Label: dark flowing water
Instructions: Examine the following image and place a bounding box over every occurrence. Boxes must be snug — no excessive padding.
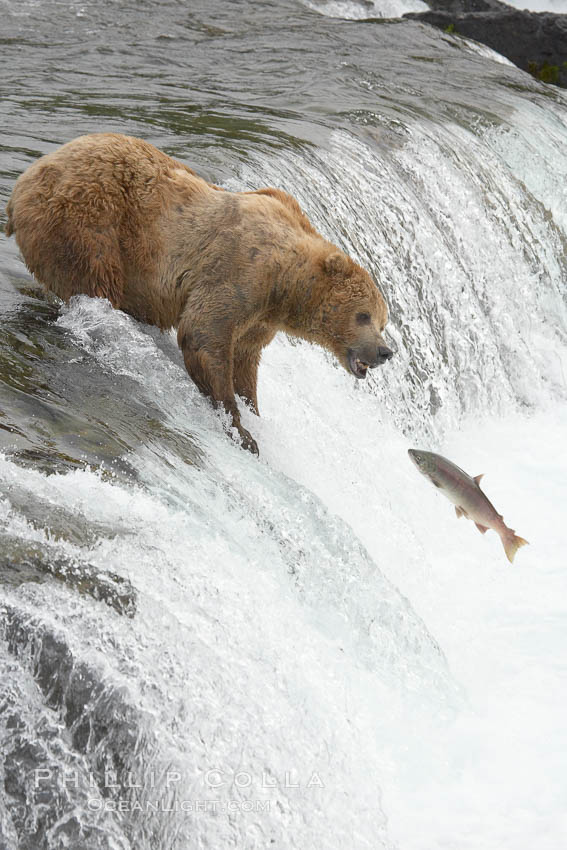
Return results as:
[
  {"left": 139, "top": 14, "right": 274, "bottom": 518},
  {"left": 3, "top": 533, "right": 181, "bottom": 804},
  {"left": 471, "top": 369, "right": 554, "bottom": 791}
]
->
[{"left": 1, "top": 1, "right": 567, "bottom": 848}]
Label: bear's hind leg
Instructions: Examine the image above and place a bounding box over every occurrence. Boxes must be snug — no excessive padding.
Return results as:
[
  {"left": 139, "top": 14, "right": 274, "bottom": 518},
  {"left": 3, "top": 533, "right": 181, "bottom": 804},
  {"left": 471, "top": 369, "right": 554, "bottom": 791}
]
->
[
  {"left": 46, "top": 225, "right": 125, "bottom": 305},
  {"left": 14, "top": 212, "right": 125, "bottom": 307}
]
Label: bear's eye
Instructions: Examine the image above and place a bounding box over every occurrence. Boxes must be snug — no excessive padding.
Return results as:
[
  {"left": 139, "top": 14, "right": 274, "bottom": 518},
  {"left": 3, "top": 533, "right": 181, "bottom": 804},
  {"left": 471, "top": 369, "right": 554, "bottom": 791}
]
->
[{"left": 356, "top": 312, "right": 371, "bottom": 325}]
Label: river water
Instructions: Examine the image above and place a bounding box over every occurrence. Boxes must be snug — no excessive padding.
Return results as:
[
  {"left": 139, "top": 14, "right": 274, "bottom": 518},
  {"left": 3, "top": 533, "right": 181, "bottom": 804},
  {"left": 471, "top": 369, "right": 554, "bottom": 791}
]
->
[{"left": 1, "top": 1, "right": 567, "bottom": 848}]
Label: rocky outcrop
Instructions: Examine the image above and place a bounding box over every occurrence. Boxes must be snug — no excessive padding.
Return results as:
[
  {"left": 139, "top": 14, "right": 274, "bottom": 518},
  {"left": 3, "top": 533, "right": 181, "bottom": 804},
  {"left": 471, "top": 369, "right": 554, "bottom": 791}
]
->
[
  {"left": 422, "top": 0, "right": 509, "bottom": 12},
  {"left": 403, "top": 2, "right": 567, "bottom": 88}
]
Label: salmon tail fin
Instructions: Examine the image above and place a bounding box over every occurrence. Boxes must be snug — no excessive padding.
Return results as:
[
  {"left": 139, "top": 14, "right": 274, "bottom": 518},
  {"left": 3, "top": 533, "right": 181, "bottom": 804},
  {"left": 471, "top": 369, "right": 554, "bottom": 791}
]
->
[{"left": 502, "top": 531, "right": 529, "bottom": 564}]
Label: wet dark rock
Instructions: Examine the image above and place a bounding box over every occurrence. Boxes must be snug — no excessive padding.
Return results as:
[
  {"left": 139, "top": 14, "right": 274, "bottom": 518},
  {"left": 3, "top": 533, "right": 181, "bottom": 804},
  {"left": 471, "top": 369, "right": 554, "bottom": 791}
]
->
[
  {"left": 7, "top": 445, "right": 138, "bottom": 480},
  {"left": 424, "top": 0, "right": 509, "bottom": 12},
  {"left": 0, "top": 604, "right": 187, "bottom": 850},
  {"left": 0, "top": 290, "right": 203, "bottom": 481},
  {"left": 404, "top": 3, "right": 567, "bottom": 88},
  {"left": 0, "top": 535, "right": 137, "bottom": 617},
  {"left": 2, "top": 486, "right": 122, "bottom": 546},
  {"left": 0, "top": 608, "right": 144, "bottom": 849}
]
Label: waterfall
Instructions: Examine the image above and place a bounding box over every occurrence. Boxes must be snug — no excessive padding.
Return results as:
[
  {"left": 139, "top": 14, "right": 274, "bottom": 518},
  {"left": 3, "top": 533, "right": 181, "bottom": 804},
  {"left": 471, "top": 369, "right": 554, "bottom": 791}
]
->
[{"left": 1, "top": 2, "right": 567, "bottom": 846}]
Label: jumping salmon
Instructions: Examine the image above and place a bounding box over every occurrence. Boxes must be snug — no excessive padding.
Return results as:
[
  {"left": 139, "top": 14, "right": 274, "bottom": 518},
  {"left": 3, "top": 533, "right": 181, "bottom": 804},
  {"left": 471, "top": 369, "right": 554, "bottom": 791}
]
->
[{"left": 408, "top": 449, "right": 528, "bottom": 563}]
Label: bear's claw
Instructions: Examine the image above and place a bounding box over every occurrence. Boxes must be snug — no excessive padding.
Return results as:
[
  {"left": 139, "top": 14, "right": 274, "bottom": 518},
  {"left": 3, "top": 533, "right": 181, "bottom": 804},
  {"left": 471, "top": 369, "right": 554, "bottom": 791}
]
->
[{"left": 237, "top": 426, "right": 259, "bottom": 456}]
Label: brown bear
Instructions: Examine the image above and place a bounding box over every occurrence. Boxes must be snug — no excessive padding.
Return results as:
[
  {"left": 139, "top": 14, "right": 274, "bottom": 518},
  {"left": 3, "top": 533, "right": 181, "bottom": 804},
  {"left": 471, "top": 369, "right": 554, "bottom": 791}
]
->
[{"left": 5, "top": 133, "right": 393, "bottom": 454}]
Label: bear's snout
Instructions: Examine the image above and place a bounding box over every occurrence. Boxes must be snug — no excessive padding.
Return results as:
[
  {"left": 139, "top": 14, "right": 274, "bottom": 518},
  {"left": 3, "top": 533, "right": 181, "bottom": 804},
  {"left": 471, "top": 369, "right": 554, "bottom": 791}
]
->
[
  {"left": 376, "top": 345, "right": 394, "bottom": 365},
  {"left": 347, "top": 341, "right": 393, "bottom": 379},
  {"left": 357, "top": 342, "right": 394, "bottom": 368}
]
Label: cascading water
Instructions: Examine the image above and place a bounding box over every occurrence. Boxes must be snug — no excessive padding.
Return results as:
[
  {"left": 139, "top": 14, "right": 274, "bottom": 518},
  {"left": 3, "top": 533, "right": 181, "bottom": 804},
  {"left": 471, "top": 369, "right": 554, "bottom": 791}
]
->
[
  {"left": 1, "top": 1, "right": 566, "bottom": 848},
  {"left": 235, "top": 121, "right": 567, "bottom": 432}
]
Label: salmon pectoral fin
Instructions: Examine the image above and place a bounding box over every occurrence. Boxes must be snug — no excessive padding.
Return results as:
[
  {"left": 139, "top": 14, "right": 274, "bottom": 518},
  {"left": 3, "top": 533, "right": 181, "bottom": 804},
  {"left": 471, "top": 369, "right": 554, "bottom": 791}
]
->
[
  {"left": 502, "top": 532, "right": 529, "bottom": 564},
  {"left": 455, "top": 506, "right": 466, "bottom": 519},
  {"left": 475, "top": 522, "right": 489, "bottom": 534}
]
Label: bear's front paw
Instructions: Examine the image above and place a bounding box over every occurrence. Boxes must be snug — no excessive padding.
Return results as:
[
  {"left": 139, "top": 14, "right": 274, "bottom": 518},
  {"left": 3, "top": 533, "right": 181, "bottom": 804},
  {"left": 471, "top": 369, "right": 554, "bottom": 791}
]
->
[{"left": 237, "top": 425, "right": 259, "bottom": 456}]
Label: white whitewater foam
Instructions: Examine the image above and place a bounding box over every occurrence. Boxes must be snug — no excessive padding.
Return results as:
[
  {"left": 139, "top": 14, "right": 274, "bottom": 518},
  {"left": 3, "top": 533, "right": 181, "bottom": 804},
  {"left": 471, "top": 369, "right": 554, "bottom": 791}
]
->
[
  {"left": 301, "top": 0, "right": 428, "bottom": 19},
  {"left": 2, "top": 303, "right": 566, "bottom": 847},
  {"left": 504, "top": 0, "right": 567, "bottom": 10},
  {"left": 381, "top": 406, "right": 567, "bottom": 850},
  {"left": 483, "top": 95, "right": 567, "bottom": 235}
]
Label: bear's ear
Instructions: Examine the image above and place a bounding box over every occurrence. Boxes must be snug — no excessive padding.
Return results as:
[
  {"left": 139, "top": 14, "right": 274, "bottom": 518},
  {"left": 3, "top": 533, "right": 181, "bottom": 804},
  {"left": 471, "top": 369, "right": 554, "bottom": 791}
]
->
[{"left": 323, "top": 252, "right": 350, "bottom": 276}]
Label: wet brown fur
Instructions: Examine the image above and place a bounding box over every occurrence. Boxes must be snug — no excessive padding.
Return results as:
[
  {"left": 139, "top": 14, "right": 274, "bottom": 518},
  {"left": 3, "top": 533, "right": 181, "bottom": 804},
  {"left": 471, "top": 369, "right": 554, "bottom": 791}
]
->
[{"left": 5, "top": 133, "right": 389, "bottom": 452}]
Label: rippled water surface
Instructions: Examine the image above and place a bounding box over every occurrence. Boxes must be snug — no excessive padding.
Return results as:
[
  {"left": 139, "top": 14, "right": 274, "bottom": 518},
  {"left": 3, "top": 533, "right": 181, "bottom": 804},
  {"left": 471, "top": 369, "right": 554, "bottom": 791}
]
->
[{"left": 1, "top": 1, "right": 567, "bottom": 848}]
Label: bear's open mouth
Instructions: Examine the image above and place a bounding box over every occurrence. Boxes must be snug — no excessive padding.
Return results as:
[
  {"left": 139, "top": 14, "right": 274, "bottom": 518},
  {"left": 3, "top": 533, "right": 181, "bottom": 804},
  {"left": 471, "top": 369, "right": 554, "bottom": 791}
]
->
[{"left": 348, "top": 351, "right": 369, "bottom": 379}]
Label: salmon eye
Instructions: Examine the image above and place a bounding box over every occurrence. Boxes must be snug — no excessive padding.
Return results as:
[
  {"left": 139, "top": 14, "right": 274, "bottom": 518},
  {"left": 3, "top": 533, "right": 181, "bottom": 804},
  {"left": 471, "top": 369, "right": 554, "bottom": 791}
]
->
[{"left": 356, "top": 312, "right": 371, "bottom": 325}]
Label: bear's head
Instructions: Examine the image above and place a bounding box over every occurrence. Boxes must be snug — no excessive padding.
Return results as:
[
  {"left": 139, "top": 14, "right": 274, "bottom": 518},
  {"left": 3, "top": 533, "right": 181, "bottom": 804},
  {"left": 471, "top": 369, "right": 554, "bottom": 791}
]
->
[{"left": 305, "top": 250, "right": 393, "bottom": 380}]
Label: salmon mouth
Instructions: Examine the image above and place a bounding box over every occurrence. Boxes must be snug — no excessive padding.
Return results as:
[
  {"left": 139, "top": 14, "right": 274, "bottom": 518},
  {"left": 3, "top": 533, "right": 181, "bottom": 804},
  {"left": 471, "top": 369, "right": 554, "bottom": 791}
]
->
[{"left": 348, "top": 351, "right": 369, "bottom": 379}]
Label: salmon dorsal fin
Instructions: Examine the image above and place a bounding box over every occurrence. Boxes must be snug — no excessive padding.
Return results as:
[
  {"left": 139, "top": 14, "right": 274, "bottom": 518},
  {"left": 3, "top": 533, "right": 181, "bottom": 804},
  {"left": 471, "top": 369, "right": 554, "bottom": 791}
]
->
[{"left": 474, "top": 474, "right": 484, "bottom": 485}]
